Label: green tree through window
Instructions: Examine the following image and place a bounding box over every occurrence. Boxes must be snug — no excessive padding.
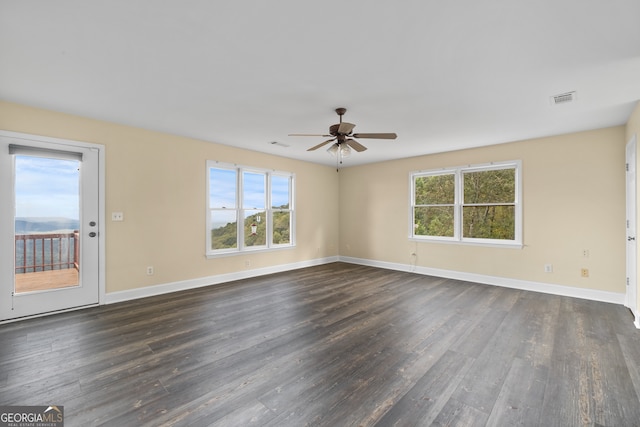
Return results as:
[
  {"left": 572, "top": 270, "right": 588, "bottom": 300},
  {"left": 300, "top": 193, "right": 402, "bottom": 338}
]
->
[
  {"left": 463, "top": 168, "right": 515, "bottom": 240},
  {"left": 411, "top": 162, "right": 520, "bottom": 244},
  {"left": 207, "top": 163, "right": 295, "bottom": 254},
  {"left": 413, "top": 174, "right": 455, "bottom": 237}
]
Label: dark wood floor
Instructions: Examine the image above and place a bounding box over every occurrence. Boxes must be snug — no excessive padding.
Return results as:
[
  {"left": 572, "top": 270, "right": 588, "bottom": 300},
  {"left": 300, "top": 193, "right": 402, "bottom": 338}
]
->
[{"left": 1, "top": 263, "right": 640, "bottom": 426}]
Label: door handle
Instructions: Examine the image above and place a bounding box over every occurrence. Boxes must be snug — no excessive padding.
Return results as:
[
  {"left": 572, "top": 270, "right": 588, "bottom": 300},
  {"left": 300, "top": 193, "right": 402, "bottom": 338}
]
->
[{"left": 89, "top": 232, "right": 97, "bottom": 238}]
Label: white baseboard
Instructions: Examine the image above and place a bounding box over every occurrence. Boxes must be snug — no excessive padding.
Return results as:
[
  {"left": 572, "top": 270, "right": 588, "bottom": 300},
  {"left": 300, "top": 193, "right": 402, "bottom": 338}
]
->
[
  {"left": 339, "top": 256, "right": 626, "bottom": 306},
  {"left": 104, "top": 256, "right": 339, "bottom": 305},
  {"left": 105, "top": 255, "right": 627, "bottom": 314}
]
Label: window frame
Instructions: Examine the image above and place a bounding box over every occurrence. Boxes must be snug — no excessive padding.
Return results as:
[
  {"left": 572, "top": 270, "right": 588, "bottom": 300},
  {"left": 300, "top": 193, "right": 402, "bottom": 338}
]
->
[
  {"left": 206, "top": 161, "right": 295, "bottom": 257},
  {"left": 410, "top": 160, "right": 522, "bottom": 247}
]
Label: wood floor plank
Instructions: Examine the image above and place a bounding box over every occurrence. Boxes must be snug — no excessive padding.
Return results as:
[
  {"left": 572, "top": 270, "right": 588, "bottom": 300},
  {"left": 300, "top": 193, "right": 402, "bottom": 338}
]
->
[
  {"left": 0, "top": 262, "right": 639, "bottom": 427},
  {"left": 538, "top": 297, "right": 640, "bottom": 426},
  {"left": 374, "top": 349, "right": 475, "bottom": 427},
  {"left": 484, "top": 357, "right": 548, "bottom": 426},
  {"left": 209, "top": 400, "right": 276, "bottom": 426},
  {"left": 617, "top": 332, "right": 640, "bottom": 410},
  {"left": 430, "top": 397, "right": 490, "bottom": 427}
]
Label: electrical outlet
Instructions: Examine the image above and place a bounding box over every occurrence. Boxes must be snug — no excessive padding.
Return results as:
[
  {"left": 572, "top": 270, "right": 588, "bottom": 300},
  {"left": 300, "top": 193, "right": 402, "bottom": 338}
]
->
[
  {"left": 146, "top": 266, "right": 154, "bottom": 275},
  {"left": 582, "top": 249, "right": 589, "bottom": 258},
  {"left": 544, "top": 264, "right": 553, "bottom": 273},
  {"left": 581, "top": 268, "right": 589, "bottom": 278},
  {"left": 112, "top": 212, "right": 124, "bottom": 221}
]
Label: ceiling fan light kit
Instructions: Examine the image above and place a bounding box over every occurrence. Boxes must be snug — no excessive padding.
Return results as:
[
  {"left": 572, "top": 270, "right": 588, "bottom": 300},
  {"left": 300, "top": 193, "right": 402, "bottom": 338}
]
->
[
  {"left": 327, "top": 142, "right": 351, "bottom": 157},
  {"left": 289, "top": 107, "right": 397, "bottom": 170}
]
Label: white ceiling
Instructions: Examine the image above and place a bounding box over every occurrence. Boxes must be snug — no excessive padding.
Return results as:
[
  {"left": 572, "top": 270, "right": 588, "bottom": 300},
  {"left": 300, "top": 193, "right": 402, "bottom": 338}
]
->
[{"left": 1, "top": 1, "right": 639, "bottom": 167}]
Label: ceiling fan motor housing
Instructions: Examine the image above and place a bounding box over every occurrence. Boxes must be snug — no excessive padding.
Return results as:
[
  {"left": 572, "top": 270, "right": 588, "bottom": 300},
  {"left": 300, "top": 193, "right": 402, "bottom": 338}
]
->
[{"left": 293, "top": 106, "right": 396, "bottom": 153}]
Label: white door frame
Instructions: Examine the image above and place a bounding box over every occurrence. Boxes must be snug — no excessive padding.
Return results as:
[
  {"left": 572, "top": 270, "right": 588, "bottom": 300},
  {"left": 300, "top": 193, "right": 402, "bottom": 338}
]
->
[
  {"left": 0, "top": 130, "right": 105, "bottom": 322},
  {"left": 626, "top": 134, "right": 638, "bottom": 327}
]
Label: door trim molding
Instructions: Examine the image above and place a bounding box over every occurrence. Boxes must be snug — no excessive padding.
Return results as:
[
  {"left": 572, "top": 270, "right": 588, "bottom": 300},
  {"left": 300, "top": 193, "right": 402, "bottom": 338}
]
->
[
  {"left": 0, "top": 129, "right": 106, "bottom": 309},
  {"left": 627, "top": 134, "right": 638, "bottom": 325}
]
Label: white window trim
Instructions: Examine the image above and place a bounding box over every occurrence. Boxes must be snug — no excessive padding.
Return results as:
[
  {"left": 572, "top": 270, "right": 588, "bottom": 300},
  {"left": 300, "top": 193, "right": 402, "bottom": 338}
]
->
[
  {"left": 206, "top": 161, "right": 295, "bottom": 258},
  {"left": 409, "top": 160, "right": 522, "bottom": 248}
]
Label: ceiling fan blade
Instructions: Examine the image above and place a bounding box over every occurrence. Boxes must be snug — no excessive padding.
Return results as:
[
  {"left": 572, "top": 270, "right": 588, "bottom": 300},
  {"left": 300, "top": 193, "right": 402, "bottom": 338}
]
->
[
  {"left": 337, "top": 122, "right": 356, "bottom": 135},
  {"left": 352, "top": 132, "right": 397, "bottom": 139},
  {"left": 289, "top": 133, "right": 332, "bottom": 137},
  {"left": 345, "top": 138, "right": 367, "bottom": 152},
  {"left": 307, "top": 139, "right": 335, "bottom": 151}
]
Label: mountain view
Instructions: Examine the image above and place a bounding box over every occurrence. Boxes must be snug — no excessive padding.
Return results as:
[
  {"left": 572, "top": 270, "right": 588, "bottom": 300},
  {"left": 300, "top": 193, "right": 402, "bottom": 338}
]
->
[
  {"left": 14, "top": 218, "right": 79, "bottom": 273},
  {"left": 15, "top": 217, "right": 79, "bottom": 234},
  {"left": 211, "top": 210, "right": 291, "bottom": 250}
]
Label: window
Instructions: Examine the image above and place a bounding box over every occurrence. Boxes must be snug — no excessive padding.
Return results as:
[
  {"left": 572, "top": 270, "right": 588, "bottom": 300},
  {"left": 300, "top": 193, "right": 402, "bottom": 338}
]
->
[
  {"left": 207, "top": 162, "right": 295, "bottom": 256},
  {"left": 411, "top": 161, "right": 521, "bottom": 246}
]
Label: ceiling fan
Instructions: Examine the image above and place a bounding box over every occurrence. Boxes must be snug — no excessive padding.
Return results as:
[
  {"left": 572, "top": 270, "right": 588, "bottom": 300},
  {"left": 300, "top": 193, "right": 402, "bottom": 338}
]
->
[{"left": 288, "top": 107, "right": 397, "bottom": 168}]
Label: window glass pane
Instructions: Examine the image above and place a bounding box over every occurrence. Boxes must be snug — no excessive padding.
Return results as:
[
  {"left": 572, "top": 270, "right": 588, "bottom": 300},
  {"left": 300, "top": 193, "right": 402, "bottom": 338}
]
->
[
  {"left": 463, "top": 205, "right": 515, "bottom": 239},
  {"left": 463, "top": 169, "right": 515, "bottom": 204},
  {"left": 415, "top": 174, "right": 455, "bottom": 204},
  {"left": 210, "top": 168, "right": 237, "bottom": 208},
  {"left": 273, "top": 211, "right": 291, "bottom": 244},
  {"left": 210, "top": 210, "right": 237, "bottom": 249},
  {"left": 244, "top": 210, "right": 266, "bottom": 247},
  {"left": 207, "top": 162, "right": 295, "bottom": 253},
  {"left": 271, "top": 175, "right": 290, "bottom": 209},
  {"left": 243, "top": 172, "right": 265, "bottom": 209},
  {"left": 414, "top": 206, "right": 454, "bottom": 237}
]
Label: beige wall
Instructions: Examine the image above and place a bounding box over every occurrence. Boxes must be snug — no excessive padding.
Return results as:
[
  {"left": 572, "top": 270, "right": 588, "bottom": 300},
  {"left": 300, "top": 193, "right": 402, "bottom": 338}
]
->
[
  {"left": 0, "top": 101, "right": 340, "bottom": 293},
  {"left": 339, "top": 126, "right": 627, "bottom": 293},
  {"left": 0, "top": 100, "right": 630, "bottom": 298}
]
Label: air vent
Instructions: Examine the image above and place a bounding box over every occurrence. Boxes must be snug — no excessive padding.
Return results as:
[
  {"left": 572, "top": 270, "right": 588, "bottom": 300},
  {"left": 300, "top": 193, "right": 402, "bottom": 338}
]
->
[
  {"left": 551, "top": 91, "right": 576, "bottom": 105},
  {"left": 269, "top": 141, "right": 290, "bottom": 148}
]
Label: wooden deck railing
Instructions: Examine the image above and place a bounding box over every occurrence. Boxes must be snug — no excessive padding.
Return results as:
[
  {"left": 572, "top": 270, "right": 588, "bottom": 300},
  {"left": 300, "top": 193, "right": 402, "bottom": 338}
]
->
[{"left": 14, "top": 231, "right": 79, "bottom": 274}]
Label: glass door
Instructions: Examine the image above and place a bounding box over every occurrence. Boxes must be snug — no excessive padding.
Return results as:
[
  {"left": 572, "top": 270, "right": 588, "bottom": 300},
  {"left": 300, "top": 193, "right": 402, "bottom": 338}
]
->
[
  {"left": 14, "top": 155, "right": 81, "bottom": 293},
  {"left": 0, "top": 135, "right": 101, "bottom": 321}
]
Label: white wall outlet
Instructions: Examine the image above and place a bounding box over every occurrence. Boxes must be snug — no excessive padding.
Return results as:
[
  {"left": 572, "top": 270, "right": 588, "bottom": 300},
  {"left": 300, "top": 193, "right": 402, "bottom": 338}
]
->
[
  {"left": 146, "top": 266, "right": 154, "bottom": 275},
  {"left": 112, "top": 212, "right": 124, "bottom": 221},
  {"left": 544, "top": 264, "right": 553, "bottom": 273},
  {"left": 582, "top": 249, "right": 589, "bottom": 258}
]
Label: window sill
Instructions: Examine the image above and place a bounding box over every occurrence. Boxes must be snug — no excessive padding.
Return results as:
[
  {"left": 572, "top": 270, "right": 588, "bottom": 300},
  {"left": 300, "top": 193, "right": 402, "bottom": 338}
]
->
[
  {"left": 205, "top": 244, "right": 296, "bottom": 259},
  {"left": 409, "top": 237, "right": 523, "bottom": 249}
]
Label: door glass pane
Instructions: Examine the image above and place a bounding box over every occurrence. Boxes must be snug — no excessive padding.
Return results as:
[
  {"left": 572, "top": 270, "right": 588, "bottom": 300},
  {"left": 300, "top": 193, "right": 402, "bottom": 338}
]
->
[{"left": 14, "top": 155, "right": 80, "bottom": 293}]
